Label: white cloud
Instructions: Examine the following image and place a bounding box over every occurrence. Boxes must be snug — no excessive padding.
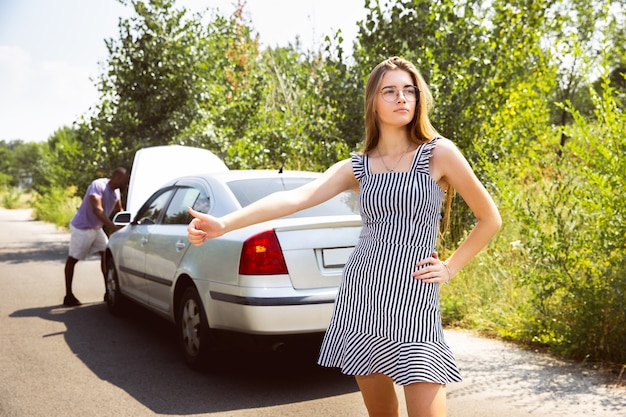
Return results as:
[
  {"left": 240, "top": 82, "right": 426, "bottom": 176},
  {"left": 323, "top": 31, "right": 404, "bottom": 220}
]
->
[
  {"left": 0, "top": 46, "right": 99, "bottom": 142},
  {"left": 0, "top": 46, "right": 33, "bottom": 97},
  {"left": 42, "top": 60, "right": 98, "bottom": 105},
  {"left": 0, "top": 0, "right": 365, "bottom": 142}
]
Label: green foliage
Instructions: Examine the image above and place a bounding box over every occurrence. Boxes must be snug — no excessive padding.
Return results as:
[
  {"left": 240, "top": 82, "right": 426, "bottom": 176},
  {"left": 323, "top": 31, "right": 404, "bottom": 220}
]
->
[
  {"left": 0, "top": 172, "right": 11, "bottom": 188},
  {"left": 0, "top": 187, "right": 32, "bottom": 209},
  {"left": 34, "top": 126, "right": 84, "bottom": 193},
  {"left": 200, "top": 10, "right": 264, "bottom": 146},
  {"left": 95, "top": 0, "right": 211, "bottom": 150},
  {"left": 354, "top": 0, "right": 549, "bottom": 145},
  {"left": 539, "top": 75, "right": 626, "bottom": 364},
  {"left": 440, "top": 231, "right": 533, "bottom": 341},
  {"left": 0, "top": 188, "right": 20, "bottom": 209},
  {"left": 222, "top": 47, "right": 353, "bottom": 171},
  {"left": 447, "top": 43, "right": 626, "bottom": 367},
  {"left": 0, "top": 140, "right": 41, "bottom": 209},
  {"left": 73, "top": 0, "right": 237, "bottom": 175},
  {"left": 512, "top": 123, "right": 626, "bottom": 365},
  {"left": 31, "top": 186, "right": 81, "bottom": 228},
  {"left": 433, "top": 0, "right": 626, "bottom": 368},
  {"left": 0, "top": 139, "right": 44, "bottom": 190}
]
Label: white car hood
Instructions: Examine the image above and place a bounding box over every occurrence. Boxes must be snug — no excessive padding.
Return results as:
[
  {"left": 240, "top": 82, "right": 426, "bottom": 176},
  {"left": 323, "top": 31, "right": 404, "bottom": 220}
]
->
[{"left": 127, "top": 145, "right": 228, "bottom": 216}]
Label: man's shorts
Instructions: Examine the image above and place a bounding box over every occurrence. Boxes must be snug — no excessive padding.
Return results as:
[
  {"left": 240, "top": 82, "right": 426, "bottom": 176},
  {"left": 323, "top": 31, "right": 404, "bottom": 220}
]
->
[{"left": 68, "top": 225, "right": 108, "bottom": 260}]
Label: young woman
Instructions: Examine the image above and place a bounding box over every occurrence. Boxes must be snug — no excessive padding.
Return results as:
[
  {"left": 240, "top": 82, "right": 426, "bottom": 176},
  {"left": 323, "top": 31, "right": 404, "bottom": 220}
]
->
[{"left": 187, "top": 56, "right": 501, "bottom": 417}]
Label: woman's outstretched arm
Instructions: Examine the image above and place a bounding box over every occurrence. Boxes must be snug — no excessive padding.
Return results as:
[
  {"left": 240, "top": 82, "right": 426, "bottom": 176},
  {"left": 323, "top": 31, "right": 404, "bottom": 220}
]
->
[{"left": 187, "top": 159, "right": 358, "bottom": 245}]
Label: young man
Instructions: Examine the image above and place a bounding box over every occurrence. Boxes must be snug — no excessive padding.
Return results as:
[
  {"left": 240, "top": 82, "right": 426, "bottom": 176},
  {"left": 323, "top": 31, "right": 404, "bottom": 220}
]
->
[{"left": 63, "top": 167, "right": 129, "bottom": 306}]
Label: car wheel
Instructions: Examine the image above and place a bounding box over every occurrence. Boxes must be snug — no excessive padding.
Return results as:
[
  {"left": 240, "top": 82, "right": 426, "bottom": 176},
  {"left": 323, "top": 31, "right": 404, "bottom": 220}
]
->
[
  {"left": 105, "top": 256, "right": 126, "bottom": 316},
  {"left": 178, "top": 286, "right": 213, "bottom": 370}
]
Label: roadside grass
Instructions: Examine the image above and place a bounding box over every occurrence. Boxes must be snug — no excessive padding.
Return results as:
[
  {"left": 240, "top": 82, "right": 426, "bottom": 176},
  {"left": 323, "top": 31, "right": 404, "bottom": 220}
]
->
[
  {"left": 440, "top": 219, "right": 533, "bottom": 343},
  {"left": 1, "top": 186, "right": 79, "bottom": 228},
  {"left": 441, "top": 165, "right": 626, "bottom": 377},
  {"left": 30, "top": 186, "right": 80, "bottom": 229},
  {"left": 0, "top": 187, "right": 34, "bottom": 209}
]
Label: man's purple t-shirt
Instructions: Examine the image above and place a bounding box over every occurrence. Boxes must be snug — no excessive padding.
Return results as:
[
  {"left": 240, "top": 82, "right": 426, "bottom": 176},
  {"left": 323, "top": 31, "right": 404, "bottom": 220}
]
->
[{"left": 70, "top": 178, "right": 120, "bottom": 230}]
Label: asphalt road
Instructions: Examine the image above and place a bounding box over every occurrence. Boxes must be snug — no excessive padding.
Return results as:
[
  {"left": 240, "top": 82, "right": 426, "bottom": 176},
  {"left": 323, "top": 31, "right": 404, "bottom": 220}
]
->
[{"left": 1, "top": 208, "right": 624, "bottom": 417}]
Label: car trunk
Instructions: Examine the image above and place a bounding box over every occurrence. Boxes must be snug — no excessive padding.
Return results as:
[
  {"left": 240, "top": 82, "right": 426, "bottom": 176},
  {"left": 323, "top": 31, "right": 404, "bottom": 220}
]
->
[{"left": 274, "top": 218, "right": 362, "bottom": 290}]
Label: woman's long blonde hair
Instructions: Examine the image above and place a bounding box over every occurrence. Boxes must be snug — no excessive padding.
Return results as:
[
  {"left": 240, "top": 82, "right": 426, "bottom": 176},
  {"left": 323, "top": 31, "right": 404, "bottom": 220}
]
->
[{"left": 361, "top": 56, "right": 439, "bottom": 154}]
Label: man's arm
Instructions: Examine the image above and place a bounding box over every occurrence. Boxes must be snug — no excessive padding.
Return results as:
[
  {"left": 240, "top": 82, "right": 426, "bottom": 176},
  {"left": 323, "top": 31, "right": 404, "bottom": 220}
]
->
[
  {"left": 112, "top": 198, "right": 124, "bottom": 215},
  {"left": 89, "top": 195, "right": 118, "bottom": 231}
]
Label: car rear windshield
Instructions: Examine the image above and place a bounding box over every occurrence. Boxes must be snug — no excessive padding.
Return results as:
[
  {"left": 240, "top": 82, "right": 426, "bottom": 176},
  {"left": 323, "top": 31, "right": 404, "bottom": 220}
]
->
[{"left": 227, "top": 177, "right": 359, "bottom": 218}]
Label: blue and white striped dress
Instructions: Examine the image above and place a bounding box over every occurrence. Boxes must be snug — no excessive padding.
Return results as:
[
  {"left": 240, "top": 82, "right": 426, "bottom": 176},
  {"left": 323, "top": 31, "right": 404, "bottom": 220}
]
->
[{"left": 317, "top": 138, "right": 462, "bottom": 385}]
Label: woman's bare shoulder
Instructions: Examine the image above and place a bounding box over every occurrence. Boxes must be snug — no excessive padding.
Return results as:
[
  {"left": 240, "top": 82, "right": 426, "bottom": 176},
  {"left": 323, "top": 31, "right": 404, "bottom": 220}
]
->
[
  {"left": 433, "top": 136, "right": 459, "bottom": 154},
  {"left": 325, "top": 158, "right": 359, "bottom": 192}
]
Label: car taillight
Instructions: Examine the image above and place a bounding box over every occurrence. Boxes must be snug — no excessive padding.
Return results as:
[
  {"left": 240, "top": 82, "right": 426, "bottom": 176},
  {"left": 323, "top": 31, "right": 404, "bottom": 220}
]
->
[{"left": 239, "top": 230, "right": 288, "bottom": 275}]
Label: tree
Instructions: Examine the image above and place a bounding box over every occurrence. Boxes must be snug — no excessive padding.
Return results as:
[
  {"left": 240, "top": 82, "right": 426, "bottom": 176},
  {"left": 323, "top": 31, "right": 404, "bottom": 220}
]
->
[
  {"left": 35, "top": 126, "right": 92, "bottom": 194},
  {"left": 0, "top": 139, "right": 44, "bottom": 190},
  {"left": 193, "top": 3, "right": 265, "bottom": 160},
  {"left": 87, "top": 0, "right": 212, "bottom": 163},
  {"left": 542, "top": 0, "right": 626, "bottom": 151}
]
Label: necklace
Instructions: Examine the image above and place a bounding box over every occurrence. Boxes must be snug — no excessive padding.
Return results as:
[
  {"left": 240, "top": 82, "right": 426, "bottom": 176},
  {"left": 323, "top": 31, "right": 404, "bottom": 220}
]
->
[{"left": 377, "top": 144, "right": 412, "bottom": 172}]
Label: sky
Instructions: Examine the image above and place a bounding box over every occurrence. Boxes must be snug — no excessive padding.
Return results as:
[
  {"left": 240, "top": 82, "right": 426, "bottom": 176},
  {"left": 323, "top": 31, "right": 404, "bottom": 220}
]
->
[{"left": 0, "top": 0, "right": 367, "bottom": 143}]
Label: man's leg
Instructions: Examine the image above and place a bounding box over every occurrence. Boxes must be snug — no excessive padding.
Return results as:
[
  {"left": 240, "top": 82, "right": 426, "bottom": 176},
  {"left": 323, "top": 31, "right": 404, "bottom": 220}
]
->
[{"left": 64, "top": 256, "right": 81, "bottom": 306}]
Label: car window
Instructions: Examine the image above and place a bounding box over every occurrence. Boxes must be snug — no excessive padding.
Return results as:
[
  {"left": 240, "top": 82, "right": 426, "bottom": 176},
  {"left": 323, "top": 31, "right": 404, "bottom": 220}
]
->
[
  {"left": 192, "top": 192, "right": 211, "bottom": 214},
  {"left": 135, "top": 189, "right": 174, "bottom": 225},
  {"left": 163, "top": 187, "right": 209, "bottom": 225},
  {"left": 227, "top": 177, "right": 359, "bottom": 218}
]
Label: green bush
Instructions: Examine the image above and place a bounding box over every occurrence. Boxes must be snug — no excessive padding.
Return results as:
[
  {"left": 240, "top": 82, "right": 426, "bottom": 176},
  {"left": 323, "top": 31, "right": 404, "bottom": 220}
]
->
[
  {"left": 31, "top": 186, "right": 81, "bottom": 228},
  {"left": 0, "top": 187, "right": 33, "bottom": 209},
  {"left": 440, "top": 218, "right": 534, "bottom": 342},
  {"left": 443, "top": 73, "right": 625, "bottom": 370},
  {"left": 521, "top": 78, "right": 626, "bottom": 366},
  {"left": 1, "top": 187, "right": 21, "bottom": 209}
]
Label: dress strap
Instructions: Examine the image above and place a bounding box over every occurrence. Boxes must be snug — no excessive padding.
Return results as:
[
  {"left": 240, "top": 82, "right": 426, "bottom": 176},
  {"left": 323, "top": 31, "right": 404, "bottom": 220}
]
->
[
  {"left": 351, "top": 152, "right": 366, "bottom": 180},
  {"left": 413, "top": 138, "right": 438, "bottom": 174}
]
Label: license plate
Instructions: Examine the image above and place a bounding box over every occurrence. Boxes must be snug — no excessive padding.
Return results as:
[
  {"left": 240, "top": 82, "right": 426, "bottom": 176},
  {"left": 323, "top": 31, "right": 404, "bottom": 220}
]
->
[{"left": 322, "top": 247, "right": 353, "bottom": 268}]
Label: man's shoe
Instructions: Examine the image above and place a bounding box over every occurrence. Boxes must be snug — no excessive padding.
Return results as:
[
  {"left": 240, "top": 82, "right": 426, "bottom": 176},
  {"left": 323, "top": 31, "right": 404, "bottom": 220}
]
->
[{"left": 63, "top": 295, "right": 81, "bottom": 306}]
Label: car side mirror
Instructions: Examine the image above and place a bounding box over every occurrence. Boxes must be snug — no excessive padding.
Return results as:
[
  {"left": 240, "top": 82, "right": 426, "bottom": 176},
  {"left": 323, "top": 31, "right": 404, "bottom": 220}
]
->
[{"left": 113, "top": 211, "right": 132, "bottom": 226}]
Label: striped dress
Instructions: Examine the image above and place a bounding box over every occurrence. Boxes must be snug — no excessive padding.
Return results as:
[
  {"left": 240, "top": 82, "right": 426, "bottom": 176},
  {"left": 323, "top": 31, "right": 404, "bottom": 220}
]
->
[{"left": 317, "top": 138, "right": 462, "bottom": 385}]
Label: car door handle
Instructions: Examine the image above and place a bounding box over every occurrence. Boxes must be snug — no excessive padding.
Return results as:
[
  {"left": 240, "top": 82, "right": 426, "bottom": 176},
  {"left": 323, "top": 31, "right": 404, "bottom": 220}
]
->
[
  {"left": 141, "top": 237, "right": 149, "bottom": 246},
  {"left": 175, "top": 240, "right": 186, "bottom": 251}
]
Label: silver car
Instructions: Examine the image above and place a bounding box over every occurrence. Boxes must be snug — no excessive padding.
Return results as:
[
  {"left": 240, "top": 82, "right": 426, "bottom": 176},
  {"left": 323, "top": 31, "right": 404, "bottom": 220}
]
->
[{"left": 105, "top": 170, "right": 361, "bottom": 369}]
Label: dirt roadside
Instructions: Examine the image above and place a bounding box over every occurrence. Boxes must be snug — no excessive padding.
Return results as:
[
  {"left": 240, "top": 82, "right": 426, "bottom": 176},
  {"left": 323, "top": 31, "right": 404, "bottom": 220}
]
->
[{"left": 445, "top": 329, "right": 625, "bottom": 416}]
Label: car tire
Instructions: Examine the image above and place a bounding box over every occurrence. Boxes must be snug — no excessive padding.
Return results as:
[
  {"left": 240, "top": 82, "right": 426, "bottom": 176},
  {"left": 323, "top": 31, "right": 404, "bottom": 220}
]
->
[
  {"left": 178, "top": 286, "right": 213, "bottom": 371},
  {"left": 105, "top": 256, "right": 126, "bottom": 316}
]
